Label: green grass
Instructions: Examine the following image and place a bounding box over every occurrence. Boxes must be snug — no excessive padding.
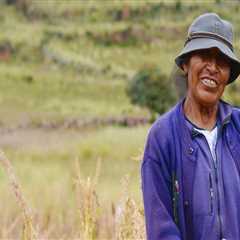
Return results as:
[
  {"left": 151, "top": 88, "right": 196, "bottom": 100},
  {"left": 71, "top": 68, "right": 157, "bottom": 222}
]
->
[
  {"left": 0, "top": 125, "right": 149, "bottom": 238},
  {"left": 0, "top": 125, "right": 149, "bottom": 207},
  {"left": 0, "top": 61, "right": 148, "bottom": 125}
]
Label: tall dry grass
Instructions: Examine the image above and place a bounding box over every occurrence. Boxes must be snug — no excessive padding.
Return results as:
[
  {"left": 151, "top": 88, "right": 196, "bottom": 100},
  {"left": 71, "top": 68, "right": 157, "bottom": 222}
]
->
[
  {"left": 0, "top": 150, "right": 146, "bottom": 239},
  {"left": 0, "top": 150, "right": 39, "bottom": 240},
  {"left": 75, "top": 157, "right": 101, "bottom": 239},
  {"left": 115, "top": 175, "right": 145, "bottom": 240}
]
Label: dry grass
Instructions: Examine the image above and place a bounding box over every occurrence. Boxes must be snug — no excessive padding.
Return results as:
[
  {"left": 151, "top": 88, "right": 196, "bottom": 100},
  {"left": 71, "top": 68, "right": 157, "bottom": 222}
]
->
[
  {"left": 0, "top": 150, "right": 145, "bottom": 239},
  {"left": 115, "top": 175, "right": 145, "bottom": 240},
  {"left": 0, "top": 150, "right": 39, "bottom": 240},
  {"left": 75, "top": 157, "right": 101, "bottom": 239}
]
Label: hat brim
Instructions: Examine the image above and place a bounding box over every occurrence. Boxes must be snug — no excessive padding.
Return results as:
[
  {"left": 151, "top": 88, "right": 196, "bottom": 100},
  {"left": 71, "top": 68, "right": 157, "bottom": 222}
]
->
[{"left": 175, "top": 38, "right": 240, "bottom": 83}]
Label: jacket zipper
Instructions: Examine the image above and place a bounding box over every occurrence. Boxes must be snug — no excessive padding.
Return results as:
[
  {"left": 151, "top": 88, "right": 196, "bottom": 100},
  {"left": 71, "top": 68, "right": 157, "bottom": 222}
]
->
[
  {"left": 213, "top": 142, "right": 224, "bottom": 239},
  {"left": 202, "top": 136, "right": 223, "bottom": 238},
  {"left": 172, "top": 172, "right": 179, "bottom": 225},
  {"left": 209, "top": 173, "right": 213, "bottom": 214}
]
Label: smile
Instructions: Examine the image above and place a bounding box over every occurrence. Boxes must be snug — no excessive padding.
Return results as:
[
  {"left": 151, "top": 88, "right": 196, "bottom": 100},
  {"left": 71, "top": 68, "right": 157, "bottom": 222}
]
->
[{"left": 201, "top": 78, "right": 217, "bottom": 88}]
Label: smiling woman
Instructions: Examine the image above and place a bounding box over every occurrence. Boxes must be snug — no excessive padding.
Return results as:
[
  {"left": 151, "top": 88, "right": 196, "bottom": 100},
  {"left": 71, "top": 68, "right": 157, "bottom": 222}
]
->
[{"left": 141, "top": 13, "right": 240, "bottom": 240}]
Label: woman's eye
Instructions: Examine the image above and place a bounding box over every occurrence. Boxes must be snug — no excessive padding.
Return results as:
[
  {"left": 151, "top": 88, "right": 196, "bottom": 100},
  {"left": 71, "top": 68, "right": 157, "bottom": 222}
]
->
[
  {"left": 216, "top": 55, "right": 230, "bottom": 67},
  {"left": 217, "top": 59, "right": 230, "bottom": 68}
]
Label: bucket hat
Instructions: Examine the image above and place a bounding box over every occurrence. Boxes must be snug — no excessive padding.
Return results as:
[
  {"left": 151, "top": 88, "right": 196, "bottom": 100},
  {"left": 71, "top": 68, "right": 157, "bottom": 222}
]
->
[{"left": 175, "top": 13, "right": 240, "bottom": 83}]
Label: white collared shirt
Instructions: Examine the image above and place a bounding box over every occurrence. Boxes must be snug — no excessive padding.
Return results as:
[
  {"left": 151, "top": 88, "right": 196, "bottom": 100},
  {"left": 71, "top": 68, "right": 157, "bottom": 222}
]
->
[{"left": 194, "top": 126, "right": 218, "bottom": 161}]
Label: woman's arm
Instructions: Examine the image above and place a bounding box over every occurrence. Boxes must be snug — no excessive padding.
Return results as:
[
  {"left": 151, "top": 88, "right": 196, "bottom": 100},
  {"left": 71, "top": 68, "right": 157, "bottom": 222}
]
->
[{"left": 141, "top": 126, "right": 181, "bottom": 240}]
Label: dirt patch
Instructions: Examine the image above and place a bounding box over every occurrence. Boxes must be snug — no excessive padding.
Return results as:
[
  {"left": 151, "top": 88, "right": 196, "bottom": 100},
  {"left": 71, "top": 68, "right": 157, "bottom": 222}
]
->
[
  {"left": 0, "top": 116, "right": 149, "bottom": 150},
  {"left": 0, "top": 128, "right": 84, "bottom": 151}
]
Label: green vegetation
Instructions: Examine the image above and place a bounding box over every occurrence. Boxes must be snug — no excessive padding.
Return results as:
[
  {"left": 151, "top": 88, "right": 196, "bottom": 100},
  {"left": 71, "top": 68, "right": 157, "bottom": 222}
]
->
[
  {"left": 0, "top": 0, "right": 240, "bottom": 238},
  {"left": 127, "top": 65, "right": 177, "bottom": 120}
]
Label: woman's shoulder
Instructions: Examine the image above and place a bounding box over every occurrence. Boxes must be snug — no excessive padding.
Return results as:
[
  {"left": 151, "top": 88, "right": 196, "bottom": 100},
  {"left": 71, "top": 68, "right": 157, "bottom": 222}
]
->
[
  {"left": 232, "top": 105, "right": 240, "bottom": 126},
  {"left": 148, "top": 102, "right": 180, "bottom": 141}
]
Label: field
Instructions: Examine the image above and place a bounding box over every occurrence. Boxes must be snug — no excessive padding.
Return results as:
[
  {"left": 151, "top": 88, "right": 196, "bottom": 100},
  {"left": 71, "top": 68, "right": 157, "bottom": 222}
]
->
[{"left": 0, "top": 0, "right": 240, "bottom": 239}]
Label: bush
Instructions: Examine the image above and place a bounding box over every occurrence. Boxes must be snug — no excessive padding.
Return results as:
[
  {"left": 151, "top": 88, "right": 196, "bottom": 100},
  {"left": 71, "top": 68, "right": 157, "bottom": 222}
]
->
[{"left": 126, "top": 66, "right": 177, "bottom": 120}]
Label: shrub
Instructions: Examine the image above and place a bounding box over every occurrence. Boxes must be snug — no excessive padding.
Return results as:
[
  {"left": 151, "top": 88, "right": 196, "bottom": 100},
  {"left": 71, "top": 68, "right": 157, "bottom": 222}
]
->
[{"left": 127, "top": 65, "right": 177, "bottom": 120}]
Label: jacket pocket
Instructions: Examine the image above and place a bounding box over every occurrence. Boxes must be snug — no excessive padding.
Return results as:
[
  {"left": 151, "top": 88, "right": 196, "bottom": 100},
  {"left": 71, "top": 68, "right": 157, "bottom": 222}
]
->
[{"left": 192, "top": 171, "right": 213, "bottom": 216}]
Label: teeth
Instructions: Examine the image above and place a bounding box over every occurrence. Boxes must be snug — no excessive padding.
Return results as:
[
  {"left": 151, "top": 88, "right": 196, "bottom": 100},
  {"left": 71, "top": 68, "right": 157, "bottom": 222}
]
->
[{"left": 202, "top": 78, "right": 217, "bottom": 88}]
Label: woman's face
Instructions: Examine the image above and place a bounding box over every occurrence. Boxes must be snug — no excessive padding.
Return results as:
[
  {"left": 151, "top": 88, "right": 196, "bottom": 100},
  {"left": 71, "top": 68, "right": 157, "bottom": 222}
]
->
[{"left": 183, "top": 47, "right": 231, "bottom": 107}]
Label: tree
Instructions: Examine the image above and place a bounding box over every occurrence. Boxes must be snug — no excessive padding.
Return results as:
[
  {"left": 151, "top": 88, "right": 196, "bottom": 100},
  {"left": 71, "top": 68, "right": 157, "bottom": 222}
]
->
[{"left": 126, "top": 65, "right": 177, "bottom": 121}]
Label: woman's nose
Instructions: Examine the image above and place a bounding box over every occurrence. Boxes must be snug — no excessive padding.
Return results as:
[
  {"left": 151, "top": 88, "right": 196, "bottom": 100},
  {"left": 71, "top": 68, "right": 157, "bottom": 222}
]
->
[{"left": 206, "top": 57, "right": 218, "bottom": 73}]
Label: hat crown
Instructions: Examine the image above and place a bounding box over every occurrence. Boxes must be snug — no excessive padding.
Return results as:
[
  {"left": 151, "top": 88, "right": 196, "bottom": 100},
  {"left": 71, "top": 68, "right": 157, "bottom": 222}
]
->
[{"left": 188, "top": 13, "right": 233, "bottom": 44}]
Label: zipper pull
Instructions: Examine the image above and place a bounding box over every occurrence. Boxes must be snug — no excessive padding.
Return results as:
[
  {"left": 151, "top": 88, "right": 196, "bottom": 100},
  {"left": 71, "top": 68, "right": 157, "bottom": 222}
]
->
[
  {"left": 175, "top": 180, "right": 179, "bottom": 194},
  {"left": 209, "top": 173, "right": 214, "bottom": 214}
]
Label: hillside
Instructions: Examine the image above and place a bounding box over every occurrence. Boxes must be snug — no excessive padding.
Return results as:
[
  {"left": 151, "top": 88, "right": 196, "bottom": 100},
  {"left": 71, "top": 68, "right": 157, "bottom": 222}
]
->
[{"left": 0, "top": 0, "right": 240, "bottom": 125}]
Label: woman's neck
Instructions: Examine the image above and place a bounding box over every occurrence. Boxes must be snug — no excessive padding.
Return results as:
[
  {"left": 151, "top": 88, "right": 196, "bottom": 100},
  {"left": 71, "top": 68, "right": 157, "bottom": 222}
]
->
[{"left": 183, "top": 96, "right": 218, "bottom": 130}]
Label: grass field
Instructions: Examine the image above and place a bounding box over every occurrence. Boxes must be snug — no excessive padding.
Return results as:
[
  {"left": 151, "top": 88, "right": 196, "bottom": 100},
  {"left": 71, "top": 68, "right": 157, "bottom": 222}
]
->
[
  {"left": 0, "top": 125, "right": 149, "bottom": 238},
  {"left": 1, "top": 0, "right": 240, "bottom": 239}
]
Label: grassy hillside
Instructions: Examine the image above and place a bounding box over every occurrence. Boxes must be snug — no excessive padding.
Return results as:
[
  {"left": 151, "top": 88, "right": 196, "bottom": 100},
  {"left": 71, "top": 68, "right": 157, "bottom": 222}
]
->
[{"left": 1, "top": 0, "right": 240, "bottom": 124}]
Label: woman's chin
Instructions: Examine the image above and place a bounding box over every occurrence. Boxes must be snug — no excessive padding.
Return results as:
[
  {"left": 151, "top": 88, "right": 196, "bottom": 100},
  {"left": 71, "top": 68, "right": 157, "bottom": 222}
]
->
[
  {"left": 200, "top": 97, "right": 219, "bottom": 107},
  {"left": 195, "top": 91, "right": 220, "bottom": 107}
]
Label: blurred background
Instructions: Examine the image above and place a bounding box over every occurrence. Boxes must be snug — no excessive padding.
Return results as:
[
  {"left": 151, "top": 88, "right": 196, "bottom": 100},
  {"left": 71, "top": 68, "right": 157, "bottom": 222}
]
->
[{"left": 0, "top": 0, "right": 240, "bottom": 239}]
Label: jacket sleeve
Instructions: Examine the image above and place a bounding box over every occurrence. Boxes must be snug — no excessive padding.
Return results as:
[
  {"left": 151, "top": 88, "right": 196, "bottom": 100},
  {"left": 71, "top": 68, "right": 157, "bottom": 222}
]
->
[{"left": 141, "top": 125, "right": 181, "bottom": 240}]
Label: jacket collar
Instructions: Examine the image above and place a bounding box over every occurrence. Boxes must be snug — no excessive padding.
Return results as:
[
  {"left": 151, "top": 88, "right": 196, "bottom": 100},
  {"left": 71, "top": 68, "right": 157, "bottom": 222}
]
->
[
  {"left": 175, "top": 98, "right": 233, "bottom": 140},
  {"left": 218, "top": 99, "right": 232, "bottom": 126}
]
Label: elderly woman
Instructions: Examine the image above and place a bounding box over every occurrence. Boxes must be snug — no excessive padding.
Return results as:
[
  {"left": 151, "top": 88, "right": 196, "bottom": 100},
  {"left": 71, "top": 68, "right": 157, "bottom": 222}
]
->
[{"left": 141, "top": 13, "right": 240, "bottom": 240}]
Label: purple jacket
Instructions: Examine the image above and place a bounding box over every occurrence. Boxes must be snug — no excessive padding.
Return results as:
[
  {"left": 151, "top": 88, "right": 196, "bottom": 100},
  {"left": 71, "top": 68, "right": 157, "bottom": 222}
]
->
[{"left": 141, "top": 99, "right": 240, "bottom": 240}]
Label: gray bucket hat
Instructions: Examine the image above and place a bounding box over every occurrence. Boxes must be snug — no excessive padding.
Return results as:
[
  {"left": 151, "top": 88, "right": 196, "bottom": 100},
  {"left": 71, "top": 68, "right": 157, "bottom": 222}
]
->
[{"left": 175, "top": 13, "right": 240, "bottom": 83}]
